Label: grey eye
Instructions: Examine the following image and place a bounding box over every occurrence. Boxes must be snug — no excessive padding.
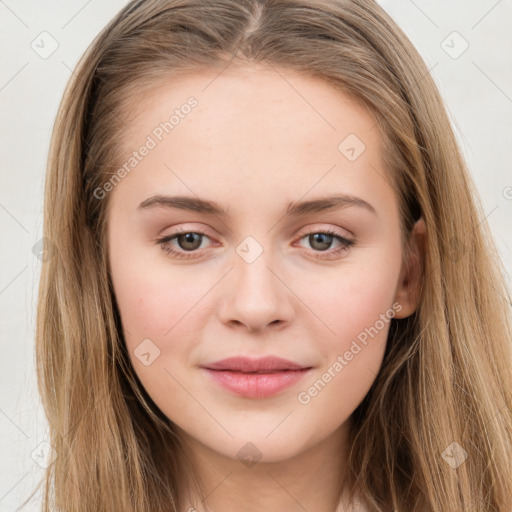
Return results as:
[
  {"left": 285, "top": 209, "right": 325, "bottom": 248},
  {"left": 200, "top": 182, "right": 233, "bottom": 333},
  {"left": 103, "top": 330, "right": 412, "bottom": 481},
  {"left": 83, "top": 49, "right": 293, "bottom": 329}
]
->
[
  {"left": 307, "top": 233, "right": 335, "bottom": 251},
  {"left": 175, "top": 232, "right": 204, "bottom": 251}
]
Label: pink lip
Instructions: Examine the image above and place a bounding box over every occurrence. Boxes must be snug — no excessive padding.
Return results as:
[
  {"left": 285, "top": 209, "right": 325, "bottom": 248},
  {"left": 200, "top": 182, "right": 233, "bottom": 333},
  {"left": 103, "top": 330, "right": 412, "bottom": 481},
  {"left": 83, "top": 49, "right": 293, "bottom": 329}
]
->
[{"left": 200, "top": 356, "right": 312, "bottom": 399}]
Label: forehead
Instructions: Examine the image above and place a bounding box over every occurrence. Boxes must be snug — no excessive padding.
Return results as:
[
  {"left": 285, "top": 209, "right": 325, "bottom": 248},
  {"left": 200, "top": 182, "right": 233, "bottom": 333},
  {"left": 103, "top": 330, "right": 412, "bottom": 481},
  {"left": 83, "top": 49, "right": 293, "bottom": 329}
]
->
[
  {"left": 120, "top": 63, "right": 381, "bottom": 157},
  {"left": 110, "top": 64, "right": 395, "bottom": 219}
]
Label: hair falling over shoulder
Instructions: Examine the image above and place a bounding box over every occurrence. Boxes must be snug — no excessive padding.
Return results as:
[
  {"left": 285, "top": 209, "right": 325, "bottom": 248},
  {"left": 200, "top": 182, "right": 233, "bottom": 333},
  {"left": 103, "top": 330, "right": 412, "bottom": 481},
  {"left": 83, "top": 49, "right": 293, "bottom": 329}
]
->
[{"left": 31, "top": 1, "right": 512, "bottom": 511}]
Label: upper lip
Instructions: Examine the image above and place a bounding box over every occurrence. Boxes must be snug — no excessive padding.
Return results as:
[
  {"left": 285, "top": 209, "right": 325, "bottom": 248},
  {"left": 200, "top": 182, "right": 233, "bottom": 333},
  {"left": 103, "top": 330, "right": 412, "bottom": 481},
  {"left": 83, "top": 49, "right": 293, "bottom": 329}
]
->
[{"left": 201, "top": 356, "right": 311, "bottom": 372}]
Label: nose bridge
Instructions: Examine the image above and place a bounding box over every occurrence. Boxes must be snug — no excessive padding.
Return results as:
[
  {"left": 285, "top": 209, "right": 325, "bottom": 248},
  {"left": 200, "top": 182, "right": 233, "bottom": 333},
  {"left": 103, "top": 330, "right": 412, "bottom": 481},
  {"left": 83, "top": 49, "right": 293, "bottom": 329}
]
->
[{"left": 218, "top": 235, "right": 294, "bottom": 331}]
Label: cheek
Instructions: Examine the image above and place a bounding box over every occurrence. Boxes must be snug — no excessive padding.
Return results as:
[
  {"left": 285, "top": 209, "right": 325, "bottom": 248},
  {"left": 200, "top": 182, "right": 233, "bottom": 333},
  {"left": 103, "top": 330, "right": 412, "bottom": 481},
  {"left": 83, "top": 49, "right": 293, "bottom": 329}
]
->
[
  {"left": 109, "top": 236, "right": 206, "bottom": 339},
  {"left": 109, "top": 249, "right": 209, "bottom": 410},
  {"left": 291, "top": 254, "right": 401, "bottom": 412},
  {"left": 298, "top": 252, "right": 401, "bottom": 349}
]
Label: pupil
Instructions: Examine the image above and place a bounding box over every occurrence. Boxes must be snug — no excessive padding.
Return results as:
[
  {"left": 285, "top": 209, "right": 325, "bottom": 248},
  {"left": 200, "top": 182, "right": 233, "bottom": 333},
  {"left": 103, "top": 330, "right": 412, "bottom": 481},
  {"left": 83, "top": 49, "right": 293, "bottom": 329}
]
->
[
  {"left": 310, "top": 233, "right": 332, "bottom": 251},
  {"left": 179, "top": 233, "right": 201, "bottom": 251}
]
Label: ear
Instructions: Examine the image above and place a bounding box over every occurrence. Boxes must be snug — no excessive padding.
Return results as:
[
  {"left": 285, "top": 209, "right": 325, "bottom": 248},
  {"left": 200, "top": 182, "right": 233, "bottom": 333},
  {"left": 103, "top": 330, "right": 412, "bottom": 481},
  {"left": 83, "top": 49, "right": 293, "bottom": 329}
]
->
[{"left": 393, "top": 217, "right": 426, "bottom": 319}]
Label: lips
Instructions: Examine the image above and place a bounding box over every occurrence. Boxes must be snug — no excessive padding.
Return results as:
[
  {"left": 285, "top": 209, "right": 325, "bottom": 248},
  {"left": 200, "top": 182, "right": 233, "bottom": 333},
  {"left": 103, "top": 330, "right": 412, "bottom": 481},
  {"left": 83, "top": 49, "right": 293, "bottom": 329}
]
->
[
  {"left": 200, "top": 356, "right": 313, "bottom": 399},
  {"left": 201, "top": 356, "right": 310, "bottom": 372}
]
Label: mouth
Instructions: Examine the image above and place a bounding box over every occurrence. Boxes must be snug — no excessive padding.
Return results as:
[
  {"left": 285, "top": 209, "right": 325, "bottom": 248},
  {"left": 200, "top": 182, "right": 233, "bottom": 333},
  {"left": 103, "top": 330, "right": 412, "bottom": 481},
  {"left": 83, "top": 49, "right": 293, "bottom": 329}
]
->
[
  {"left": 200, "top": 356, "right": 313, "bottom": 399},
  {"left": 214, "top": 369, "right": 302, "bottom": 374},
  {"left": 201, "top": 355, "right": 311, "bottom": 372}
]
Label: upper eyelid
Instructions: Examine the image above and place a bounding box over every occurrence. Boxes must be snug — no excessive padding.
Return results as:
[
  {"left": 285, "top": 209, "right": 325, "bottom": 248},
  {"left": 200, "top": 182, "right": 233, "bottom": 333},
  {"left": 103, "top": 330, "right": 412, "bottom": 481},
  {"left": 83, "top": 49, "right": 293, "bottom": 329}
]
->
[
  {"left": 160, "top": 222, "right": 353, "bottom": 239},
  {"left": 295, "top": 224, "right": 353, "bottom": 239},
  {"left": 158, "top": 226, "right": 353, "bottom": 246},
  {"left": 160, "top": 228, "right": 354, "bottom": 239}
]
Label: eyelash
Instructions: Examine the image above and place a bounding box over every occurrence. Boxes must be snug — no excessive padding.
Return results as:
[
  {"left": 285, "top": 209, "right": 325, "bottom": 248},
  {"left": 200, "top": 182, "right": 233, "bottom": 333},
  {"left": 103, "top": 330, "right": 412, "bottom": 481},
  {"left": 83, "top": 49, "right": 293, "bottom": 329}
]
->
[{"left": 155, "top": 227, "right": 355, "bottom": 260}]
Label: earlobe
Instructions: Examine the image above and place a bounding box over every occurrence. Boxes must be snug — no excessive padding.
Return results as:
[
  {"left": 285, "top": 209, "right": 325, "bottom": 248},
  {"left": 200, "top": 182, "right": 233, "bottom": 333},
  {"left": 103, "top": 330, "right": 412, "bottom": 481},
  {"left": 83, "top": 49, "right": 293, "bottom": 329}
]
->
[{"left": 393, "top": 217, "right": 427, "bottom": 319}]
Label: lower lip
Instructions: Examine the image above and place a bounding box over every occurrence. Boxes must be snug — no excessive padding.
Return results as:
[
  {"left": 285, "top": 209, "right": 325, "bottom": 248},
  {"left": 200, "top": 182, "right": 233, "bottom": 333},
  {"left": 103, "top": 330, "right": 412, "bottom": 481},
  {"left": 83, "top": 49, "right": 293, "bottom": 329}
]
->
[{"left": 202, "top": 368, "right": 311, "bottom": 399}]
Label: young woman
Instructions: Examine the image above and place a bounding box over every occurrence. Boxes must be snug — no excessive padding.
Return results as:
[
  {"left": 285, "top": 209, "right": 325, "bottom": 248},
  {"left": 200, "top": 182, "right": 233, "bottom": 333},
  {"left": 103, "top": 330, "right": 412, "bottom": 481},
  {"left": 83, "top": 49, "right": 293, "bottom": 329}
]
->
[{"left": 33, "top": 0, "right": 512, "bottom": 511}]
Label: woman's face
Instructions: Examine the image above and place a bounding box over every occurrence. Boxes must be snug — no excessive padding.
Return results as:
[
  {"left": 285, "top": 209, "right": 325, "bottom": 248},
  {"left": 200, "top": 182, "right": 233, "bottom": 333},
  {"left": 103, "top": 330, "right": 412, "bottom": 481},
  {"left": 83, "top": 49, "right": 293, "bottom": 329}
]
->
[{"left": 107, "top": 64, "right": 421, "bottom": 464}]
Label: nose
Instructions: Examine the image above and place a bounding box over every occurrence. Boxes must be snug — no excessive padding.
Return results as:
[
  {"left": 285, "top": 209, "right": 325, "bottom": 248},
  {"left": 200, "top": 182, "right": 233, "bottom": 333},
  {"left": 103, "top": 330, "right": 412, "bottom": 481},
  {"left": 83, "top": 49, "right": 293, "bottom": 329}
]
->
[{"left": 217, "top": 250, "right": 295, "bottom": 332}]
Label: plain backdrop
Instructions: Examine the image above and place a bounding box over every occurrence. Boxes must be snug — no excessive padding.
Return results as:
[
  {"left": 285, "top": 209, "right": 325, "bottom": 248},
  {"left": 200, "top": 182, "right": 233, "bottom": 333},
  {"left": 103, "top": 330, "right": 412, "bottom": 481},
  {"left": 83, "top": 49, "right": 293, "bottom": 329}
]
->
[{"left": 1, "top": 1, "right": 511, "bottom": 510}]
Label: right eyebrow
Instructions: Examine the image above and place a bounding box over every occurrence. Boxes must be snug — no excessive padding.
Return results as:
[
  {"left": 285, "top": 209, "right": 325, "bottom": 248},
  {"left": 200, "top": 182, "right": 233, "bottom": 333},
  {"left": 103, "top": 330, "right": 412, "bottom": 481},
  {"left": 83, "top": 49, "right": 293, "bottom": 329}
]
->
[{"left": 138, "top": 195, "right": 229, "bottom": 216}]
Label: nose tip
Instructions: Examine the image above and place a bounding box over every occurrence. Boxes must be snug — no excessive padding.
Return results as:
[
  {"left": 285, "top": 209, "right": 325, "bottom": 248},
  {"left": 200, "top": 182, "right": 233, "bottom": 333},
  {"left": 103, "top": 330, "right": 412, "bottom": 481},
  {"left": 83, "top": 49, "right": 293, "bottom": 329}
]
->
[{"left": 217, "top": 255, "right": 294, "bottom": 332}]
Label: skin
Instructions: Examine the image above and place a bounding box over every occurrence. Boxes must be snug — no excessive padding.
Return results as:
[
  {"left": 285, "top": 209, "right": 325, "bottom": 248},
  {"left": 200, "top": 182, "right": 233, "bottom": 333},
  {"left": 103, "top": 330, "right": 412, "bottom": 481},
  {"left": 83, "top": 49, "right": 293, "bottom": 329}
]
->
[{"left": 107, "top": 63, "right": 425, "bottom": 512}]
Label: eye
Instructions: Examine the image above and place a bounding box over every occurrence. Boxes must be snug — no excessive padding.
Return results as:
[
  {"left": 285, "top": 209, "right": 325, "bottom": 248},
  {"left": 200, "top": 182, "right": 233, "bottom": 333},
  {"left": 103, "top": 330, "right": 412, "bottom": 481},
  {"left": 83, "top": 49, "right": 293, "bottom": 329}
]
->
[
  {"left": 155, "top": 227, "right": 355, "bottom": 260},
  {"left": 156, "top": 228, "right": 213, "bottom": 260},
  {"left": 295, "top": 229, "right": 355, "bottom": 259}
]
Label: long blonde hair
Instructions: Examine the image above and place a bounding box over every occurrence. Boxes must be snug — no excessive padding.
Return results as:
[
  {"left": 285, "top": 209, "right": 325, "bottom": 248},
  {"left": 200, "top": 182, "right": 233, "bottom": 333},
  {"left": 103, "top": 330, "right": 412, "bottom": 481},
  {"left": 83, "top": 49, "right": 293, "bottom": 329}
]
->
[{"left": 31, "top": 0, "right": 512, "bottom": 510}]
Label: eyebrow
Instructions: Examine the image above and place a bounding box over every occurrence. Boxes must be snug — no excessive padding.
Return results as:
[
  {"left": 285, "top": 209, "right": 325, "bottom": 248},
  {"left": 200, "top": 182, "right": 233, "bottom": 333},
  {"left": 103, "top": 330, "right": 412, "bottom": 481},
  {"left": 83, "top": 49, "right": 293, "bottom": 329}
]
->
[{"left": 138, "top": 194, "right": 377, "bottom": 217}]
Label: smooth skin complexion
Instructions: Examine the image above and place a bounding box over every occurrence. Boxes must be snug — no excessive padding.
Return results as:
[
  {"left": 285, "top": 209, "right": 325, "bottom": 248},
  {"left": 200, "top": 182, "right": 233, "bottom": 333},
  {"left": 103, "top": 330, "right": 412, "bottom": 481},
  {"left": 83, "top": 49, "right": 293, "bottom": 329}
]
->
[{"left": 107, "top": 64, "right": 425, "bottom": 512}]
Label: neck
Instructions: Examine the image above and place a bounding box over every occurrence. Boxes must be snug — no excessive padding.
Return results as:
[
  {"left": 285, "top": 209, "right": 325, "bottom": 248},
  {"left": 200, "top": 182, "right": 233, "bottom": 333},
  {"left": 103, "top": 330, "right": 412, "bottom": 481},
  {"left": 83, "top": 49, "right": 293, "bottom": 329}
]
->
[{"left": 176, "top": 419, "right": 357, "bottom": 512}]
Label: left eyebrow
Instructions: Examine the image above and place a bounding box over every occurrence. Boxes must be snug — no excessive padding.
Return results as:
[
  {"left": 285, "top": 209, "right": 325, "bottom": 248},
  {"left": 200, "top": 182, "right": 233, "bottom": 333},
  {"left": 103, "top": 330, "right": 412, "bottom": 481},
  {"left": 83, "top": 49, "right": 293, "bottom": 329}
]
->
[{"left": 284, "top": 194, "right": 377, "bottom": 217}]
